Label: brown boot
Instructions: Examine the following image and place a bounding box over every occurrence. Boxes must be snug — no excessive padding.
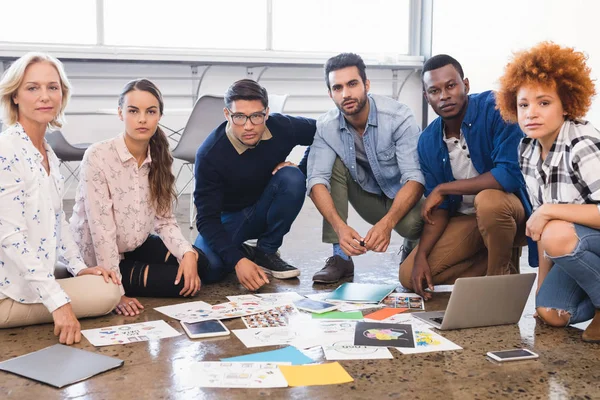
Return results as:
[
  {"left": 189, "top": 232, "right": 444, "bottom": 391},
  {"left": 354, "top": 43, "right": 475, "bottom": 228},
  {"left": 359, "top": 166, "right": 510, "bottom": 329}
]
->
[
  {"left": 582, "top": 309, "right": 600, "bottom": 343},
  {"left": 312, "top": 256, "right": 354, "bottom": 283}
]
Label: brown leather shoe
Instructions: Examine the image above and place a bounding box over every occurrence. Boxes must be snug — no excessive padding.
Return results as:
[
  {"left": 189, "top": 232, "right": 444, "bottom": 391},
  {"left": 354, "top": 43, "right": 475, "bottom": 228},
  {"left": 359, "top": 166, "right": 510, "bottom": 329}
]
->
[
  {"left": 312, "top": 256, "right": 354, "bottom": 283},
  {"left": 582, "top": 309, "right": 600, "bottom": 343}
]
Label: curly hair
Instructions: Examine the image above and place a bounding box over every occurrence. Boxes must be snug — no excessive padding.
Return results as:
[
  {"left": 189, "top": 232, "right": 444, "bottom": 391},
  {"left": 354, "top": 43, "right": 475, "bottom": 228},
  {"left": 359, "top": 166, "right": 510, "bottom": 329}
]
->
[{"left": 496, "top": 42, "right": 596, "bottom": 123}]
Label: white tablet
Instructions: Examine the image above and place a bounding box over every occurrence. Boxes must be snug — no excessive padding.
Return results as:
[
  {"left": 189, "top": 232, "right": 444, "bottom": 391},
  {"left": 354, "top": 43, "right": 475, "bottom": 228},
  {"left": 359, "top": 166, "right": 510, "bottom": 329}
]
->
[
  {"left": 181, "top": 319, "right": 230, "bottom": 339},
  {"left": 294, "top": 298, "right": 338, "bottom": 314}
]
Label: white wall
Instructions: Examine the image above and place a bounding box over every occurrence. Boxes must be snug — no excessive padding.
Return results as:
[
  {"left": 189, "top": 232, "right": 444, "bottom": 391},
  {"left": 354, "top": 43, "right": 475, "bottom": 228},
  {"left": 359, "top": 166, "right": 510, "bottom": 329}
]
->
[{"left": 431, "top": 0, "right": 600, "bottom": 125}]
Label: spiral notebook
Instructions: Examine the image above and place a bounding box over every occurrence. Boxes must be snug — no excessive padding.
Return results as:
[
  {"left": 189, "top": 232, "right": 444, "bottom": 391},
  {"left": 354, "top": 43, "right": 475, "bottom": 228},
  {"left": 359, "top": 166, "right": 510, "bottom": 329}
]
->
[{"left": 326, "top": 283, "right": 397, "bottom": 303}]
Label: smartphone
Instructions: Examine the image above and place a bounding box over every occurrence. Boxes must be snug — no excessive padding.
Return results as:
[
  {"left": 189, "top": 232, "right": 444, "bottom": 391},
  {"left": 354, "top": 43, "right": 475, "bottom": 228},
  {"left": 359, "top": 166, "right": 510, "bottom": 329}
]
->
[
  {"left": 486, "top": 349, "right": 539, "bottom": 362},
  {"left": 181, "top": 319, "right": 230, "bottom": 339},
  {"left": 294, "top": 298, "right": 338, "bottom": 314}
]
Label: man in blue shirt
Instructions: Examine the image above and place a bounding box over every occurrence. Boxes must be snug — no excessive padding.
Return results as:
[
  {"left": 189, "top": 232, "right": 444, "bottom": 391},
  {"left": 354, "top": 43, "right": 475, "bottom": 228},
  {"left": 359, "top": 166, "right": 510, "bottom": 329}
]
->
[
  {"left": 193, "top": 79, "right": 316, "bottom": 291},
  {"left": 308, "top": 53, "right": 425, "bottom": 283},
  {"left": 399, "top": 55, "right": 535, "bottom": 300}
]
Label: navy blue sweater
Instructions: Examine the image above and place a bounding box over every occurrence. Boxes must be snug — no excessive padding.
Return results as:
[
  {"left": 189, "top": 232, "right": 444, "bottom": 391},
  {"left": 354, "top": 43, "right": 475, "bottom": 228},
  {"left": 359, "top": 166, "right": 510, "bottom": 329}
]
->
[{"left": 194, "top": 113, "right": 316, "bottom": 268}]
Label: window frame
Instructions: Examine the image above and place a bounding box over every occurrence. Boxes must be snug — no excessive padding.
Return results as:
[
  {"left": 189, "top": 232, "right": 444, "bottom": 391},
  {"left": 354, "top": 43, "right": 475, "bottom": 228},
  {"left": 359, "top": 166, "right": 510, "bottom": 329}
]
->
[{"left": 0, "top": 0, "right": 427, "bottom": 68}]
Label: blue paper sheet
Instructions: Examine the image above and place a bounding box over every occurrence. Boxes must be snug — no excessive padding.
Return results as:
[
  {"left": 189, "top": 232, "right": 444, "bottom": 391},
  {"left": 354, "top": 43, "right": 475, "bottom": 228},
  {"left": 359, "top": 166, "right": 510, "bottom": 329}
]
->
[{"left": 221, "top": 346, "right": 314, "bottom": 365}]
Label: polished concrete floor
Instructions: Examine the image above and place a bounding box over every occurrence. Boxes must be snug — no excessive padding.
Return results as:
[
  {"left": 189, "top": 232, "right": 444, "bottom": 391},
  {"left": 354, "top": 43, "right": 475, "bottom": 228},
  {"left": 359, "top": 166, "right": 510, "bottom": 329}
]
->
[{"left": 1, "top": 196, "right": 598, "bottom": 399}]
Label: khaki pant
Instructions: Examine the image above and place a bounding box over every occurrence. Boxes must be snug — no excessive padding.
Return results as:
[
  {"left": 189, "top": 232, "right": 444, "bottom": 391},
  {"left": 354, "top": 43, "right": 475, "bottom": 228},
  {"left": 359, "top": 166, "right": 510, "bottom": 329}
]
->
[
  {"left": 399, "top": 189, "right": 527, "bottom": 289},
  {"left": 322, "top": 157, "right": 424, "bottom": 243},
  {"left": 0, "top": 275, "right": 121, "bottom": 329}
]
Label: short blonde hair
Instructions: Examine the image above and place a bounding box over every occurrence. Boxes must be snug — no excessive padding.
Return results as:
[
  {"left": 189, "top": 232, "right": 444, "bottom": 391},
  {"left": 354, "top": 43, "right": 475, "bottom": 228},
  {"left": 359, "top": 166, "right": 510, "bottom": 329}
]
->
[{"left": 0, "top": 52, "right": 72, "bottom": 129}]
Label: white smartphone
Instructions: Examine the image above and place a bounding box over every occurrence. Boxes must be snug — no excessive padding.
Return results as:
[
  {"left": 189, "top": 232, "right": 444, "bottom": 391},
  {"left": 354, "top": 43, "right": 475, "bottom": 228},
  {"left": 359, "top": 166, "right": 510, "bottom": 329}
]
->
[
  {"left": 294, "top": 298, "right": 338, "bottom": 314},
  {"left": 181, "top": 319, "right": 230, "bottom": 339},
  {"left": 486, "top": 349, "right": 539, "bottom": 362}
]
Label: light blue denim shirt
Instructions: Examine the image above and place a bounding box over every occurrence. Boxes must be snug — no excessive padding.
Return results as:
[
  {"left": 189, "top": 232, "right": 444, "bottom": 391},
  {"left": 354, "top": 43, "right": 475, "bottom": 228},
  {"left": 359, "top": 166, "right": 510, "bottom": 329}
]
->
[{"left": 307, "top": 94, "right": 424, "bottom": 198}]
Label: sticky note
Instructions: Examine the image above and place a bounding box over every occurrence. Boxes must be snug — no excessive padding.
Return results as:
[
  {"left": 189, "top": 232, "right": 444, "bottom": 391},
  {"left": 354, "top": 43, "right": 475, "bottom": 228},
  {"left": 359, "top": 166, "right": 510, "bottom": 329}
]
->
[
  {"left": 221, "top": 346, "right": 313, "bottom": 365},
  {"left": 364, "top": 307, "right": 408, "bottom": 321},
  {"left": 311, "top": 311, "right": 363, "bottom": 320},
  {"left": 278, "top": 362, "right": 354, "bottom": 386}
]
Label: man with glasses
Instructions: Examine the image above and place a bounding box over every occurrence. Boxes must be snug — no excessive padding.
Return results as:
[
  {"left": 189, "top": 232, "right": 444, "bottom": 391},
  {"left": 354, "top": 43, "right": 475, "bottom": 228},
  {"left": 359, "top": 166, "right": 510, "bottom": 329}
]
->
[
  {"left": 308, "top": 53, "right": 425, "bottom": 283},
  {"left": 193, "top": 79, "right": 316, "bottom": 291}
]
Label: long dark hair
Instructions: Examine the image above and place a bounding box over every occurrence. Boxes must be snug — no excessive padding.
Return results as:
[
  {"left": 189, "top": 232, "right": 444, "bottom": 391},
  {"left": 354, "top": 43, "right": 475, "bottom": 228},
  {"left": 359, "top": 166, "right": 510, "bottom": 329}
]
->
[{"left": 118, "top": 78, "right": 176, "bottom": 216}]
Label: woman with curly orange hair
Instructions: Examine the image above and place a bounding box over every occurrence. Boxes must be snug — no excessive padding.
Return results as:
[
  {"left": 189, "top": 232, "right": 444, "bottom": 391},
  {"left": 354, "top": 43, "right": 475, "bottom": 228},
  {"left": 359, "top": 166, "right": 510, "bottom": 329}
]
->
[{"left": 497, "top": 41, "right": 600, "bottom": 342}]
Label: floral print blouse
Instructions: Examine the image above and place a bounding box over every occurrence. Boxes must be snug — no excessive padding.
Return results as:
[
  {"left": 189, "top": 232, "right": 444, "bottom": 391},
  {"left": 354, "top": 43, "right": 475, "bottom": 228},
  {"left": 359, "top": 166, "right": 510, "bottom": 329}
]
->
[
  {"left": 0, "top": 124, "right": 87, "bottom": 312},
  {"left": 69, "top": 134, "right": 193, "bottom": 295}
]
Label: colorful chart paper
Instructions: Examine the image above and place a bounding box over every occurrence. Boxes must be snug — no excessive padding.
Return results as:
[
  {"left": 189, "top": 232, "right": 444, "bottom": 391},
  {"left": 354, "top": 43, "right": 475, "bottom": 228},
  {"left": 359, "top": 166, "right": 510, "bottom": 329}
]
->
[
  {"left": 323, "top": 340, "right": 393, "bottom": 360},
  {"left": 381, "top": 293, "right": 425, "bottom": 310},
  {"left": 242, "top": 304, "right": 299, "bottom": 328},
  {"left": 354, "top": 322, "right": 415, "bottom": 348},
  {"left": 82, "top": 320, "right": 181, "bottom": 347},
  {"left": 233, "top": 326, "right": 299, "bottom": 348},
  {"left": 397, "top": 329, "right": 462, "bottom": 354},
  {"left": 191, "top": 362, "right": 289, "bottom": 388},
  {"left": 155, "top": 300, "right": 269, "bottom": 321}
]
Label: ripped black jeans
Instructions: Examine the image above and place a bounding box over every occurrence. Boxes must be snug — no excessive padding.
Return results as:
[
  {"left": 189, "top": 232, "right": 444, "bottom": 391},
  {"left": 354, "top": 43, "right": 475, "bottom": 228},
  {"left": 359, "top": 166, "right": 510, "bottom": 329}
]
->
[{"left": 119, "top": 235, "right": 208, "bottom": 298}]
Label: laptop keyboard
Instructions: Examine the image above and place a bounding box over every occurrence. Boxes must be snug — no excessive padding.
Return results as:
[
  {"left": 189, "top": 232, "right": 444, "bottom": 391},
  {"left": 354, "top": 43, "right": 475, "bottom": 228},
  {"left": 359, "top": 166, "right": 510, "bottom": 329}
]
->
[{"left": 431, "top": 317, "right": 444, "bottom": 324}]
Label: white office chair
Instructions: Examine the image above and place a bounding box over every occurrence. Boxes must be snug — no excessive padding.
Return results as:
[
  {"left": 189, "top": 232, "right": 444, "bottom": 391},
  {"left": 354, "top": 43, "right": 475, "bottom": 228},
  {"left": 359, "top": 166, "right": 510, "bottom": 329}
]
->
[
  {"left": 268, "top": 94, "right": 289, "bottom": 114},
  {"left": 46, "top": 130, "right": 90, "bottom": 191},
  {"left": 172, "top": 94, "right": 226, "bottom": 228}
]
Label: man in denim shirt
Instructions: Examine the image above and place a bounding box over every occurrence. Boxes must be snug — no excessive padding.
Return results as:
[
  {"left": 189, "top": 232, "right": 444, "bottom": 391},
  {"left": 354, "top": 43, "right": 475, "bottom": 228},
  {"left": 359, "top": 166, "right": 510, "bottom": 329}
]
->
[
  {"left": 307, "top": 53, "right": 425, "bottom": 283},
  {"left": 399, "top": 55, "right": 534, "bottom": 300}
]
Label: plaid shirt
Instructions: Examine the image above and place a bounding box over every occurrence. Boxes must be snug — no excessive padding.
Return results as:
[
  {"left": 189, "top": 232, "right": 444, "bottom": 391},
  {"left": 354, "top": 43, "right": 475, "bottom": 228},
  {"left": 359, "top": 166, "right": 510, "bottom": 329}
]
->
[{"left": 520, "top": 119, "right": 600, "bottom": 212}]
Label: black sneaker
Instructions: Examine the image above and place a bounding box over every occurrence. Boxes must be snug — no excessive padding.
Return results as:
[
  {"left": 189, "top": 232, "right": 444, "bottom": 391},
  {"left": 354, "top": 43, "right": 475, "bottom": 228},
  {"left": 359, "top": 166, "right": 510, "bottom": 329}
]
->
[
  {"left": 254, "top": 249, "right": 300, "bottom": 279},
  {"left": 398, "top": 238, "right": 418, "bottom": 265},
  {"left": 240, "top": 243, "right": 256, "bottom": 261}
]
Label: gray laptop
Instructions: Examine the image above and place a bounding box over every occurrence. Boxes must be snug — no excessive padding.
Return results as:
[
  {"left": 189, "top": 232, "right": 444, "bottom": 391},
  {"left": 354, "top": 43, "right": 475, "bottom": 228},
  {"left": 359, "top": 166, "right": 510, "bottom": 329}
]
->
[
  {"left": 0, "top": 344, "right": 123, "bottom": 388},
  {"left": 412, "top": 273, "right": 536, "bottom": 330}
]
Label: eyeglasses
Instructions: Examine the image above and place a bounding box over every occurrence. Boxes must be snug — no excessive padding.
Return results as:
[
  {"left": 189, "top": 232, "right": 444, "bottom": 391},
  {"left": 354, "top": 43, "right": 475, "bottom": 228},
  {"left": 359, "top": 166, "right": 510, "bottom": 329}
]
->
[{"left": 227, "top": 109, "right": 267, "bottom": 126}]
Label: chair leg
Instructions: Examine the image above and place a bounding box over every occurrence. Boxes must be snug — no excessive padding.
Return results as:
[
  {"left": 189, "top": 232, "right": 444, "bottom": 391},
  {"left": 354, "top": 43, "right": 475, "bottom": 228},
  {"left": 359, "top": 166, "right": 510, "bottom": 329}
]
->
[
  {"left": 189, "top": 179, "right": 196, "bottom": 230},
  {"left": 174, "top": 163, "right": 186, "bottom": 198},
  {"left": 61, "top": 161, "right": 80, "bottom": 193}
]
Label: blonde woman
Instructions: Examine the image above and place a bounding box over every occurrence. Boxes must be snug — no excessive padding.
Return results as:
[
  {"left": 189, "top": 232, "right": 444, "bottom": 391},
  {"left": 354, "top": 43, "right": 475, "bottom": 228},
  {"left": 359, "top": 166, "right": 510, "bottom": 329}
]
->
[{"left": 0, "top": 53, "right": 120, "bottom": 344}]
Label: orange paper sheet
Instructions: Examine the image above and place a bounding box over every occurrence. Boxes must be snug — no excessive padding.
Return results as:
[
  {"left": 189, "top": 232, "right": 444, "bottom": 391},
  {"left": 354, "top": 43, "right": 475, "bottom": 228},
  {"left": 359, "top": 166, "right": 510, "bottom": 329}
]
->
[
  {"left": 278, "top": 362, "right": 354, "bottom": 386},
  {"left": 364, "top": 307, "right": 408, "bottom": 321}
]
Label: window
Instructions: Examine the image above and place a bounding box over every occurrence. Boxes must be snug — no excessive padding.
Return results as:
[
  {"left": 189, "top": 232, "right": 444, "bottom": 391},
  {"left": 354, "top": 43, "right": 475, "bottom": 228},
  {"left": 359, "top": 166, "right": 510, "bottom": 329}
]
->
[
  {"left": 0, "top": 0, "right": 96, "bottom": 45},
  {"left": 0, "top": 0, "right": 416, "bottom": 64},
  {"left": 272, "top": 0, "right": 410, "bottom": 56},
  {"left": 103, "top": 0, "right": 267, "bottom": 50}
]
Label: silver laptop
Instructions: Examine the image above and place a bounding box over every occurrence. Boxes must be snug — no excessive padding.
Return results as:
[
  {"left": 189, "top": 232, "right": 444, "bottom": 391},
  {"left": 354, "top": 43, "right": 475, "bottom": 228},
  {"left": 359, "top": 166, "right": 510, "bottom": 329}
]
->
[{"left": 412, "top": 273, "right": 536, "bottom": 330}]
